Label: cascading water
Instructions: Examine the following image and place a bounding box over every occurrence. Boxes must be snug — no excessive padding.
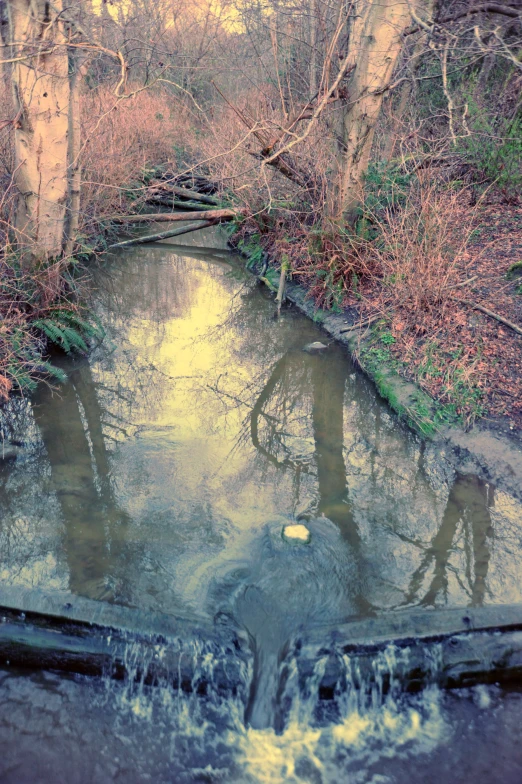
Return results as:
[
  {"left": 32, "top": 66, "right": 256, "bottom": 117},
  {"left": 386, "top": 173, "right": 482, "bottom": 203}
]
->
[
  {"left": 85, "top": 634, "right": 445, "bottom": 784},
  {"left": 237, "top": 645, "right": 444, "bottom": 784}
]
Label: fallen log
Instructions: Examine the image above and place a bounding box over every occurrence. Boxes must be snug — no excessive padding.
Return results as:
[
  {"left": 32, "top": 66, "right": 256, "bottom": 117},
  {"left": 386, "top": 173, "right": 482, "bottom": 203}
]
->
[
  {"left": 293, "top": 604, "right": 522, "bottom": 699},
  {"left": 151, "top": 184, "right": 219, "bottom": 206},
  {"left": 147, "top": 196, "right": 215, "bottom": 211},
  {"left": 107, "top": 220, "right": 216, "bottom": 250},
  {"left": 0, "top": 586, "right": 250, "bottom": 696},
  {"left": 110, "top": 208, "right": 236, "bottom": 223},
  {"left": 3, "top": 584, "right": 522, "bottom": 705},
  {"left": 159, "top": 173, "right": 219, "bottom": 195}
]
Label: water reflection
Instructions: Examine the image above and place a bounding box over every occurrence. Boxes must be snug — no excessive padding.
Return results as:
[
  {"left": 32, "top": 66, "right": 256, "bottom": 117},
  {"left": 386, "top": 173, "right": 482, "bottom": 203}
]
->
[
  {"left": 402, "top": 474, "right": 493, "bottom": 608},
  {"left": 0, "top": 242, "right": 520, "bottom": 622}
]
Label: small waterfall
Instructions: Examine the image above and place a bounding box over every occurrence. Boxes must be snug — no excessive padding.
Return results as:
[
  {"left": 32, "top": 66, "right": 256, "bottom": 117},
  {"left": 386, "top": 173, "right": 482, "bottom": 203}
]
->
[
  {"left": 237, "top": 642, "right": 446, "bottom": 784},
  {"left": 97, "top": 631, "right": 253, "bottom": 731},
  {"left": 91, "top": 632, "right": 447, "bottom": 783}
]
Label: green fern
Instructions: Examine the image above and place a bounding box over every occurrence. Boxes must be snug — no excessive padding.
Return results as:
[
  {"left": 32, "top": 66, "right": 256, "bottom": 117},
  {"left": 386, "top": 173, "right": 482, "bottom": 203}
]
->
[
  {"left": 33, "top": 310, "right": 104, "bottom": 354},
  {"left": 33, "top": 318, "right": 64, "bottom": 346},
  {"left": 56, "top": 309, "right": 105, "bottom": 341},
  {"left": 32, "top": 360, "right": 68, "bottom": 383}
]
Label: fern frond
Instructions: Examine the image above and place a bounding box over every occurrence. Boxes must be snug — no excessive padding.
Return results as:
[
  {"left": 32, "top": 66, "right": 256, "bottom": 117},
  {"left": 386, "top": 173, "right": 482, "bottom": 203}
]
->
[
  {"left": 33, "top": 360, "right": 68, "bottom": 383},
  {"left": 33, "top": 318, "right": 66, "bottom": 347},
  {"left": 60, "top": 326, "right": 88, "bottom": 353}
]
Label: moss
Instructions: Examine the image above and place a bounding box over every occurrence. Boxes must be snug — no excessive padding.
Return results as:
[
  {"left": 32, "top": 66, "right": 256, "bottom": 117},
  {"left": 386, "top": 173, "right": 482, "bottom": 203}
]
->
[{"left": 507, "top": 261, "right": 522, "bottom": 280}]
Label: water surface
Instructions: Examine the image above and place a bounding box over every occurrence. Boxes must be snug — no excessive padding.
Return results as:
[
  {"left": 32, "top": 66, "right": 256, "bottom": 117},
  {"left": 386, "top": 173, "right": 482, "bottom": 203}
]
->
[{"left": 1, "top": 234, "right": 522, "bottom": 780}]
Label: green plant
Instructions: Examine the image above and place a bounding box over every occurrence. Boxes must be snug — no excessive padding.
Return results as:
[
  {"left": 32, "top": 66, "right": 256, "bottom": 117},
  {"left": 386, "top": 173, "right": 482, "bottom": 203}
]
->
[
  {"left": 363, "top": 161, "right": 412, "bottom": 213},
  {"left": 507, "top": 261, "right": 522, "bottom": 280},
  {"left": 457, "top": 102, "right": 522, "bottom": 200},
  {"left": 32, "top": 309, "right": 104, "bottom": 355},
  {"left": 380, "top": 332, "right": 396, "bottom": 345}
]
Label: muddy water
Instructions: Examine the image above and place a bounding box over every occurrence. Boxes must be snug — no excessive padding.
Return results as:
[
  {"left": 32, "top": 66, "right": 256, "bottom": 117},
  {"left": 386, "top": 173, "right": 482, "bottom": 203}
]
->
[{"left": 1, "top": 232, "right": 522, "bottom": 781}]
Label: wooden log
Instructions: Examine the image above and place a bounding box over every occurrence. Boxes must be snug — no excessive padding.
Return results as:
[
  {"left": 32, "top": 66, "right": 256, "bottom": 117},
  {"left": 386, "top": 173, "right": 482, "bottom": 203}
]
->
[
  {"left": 110, "top": 209, "right": 236, "bottom": 224},
  {"left": 3, "top": 584, "right": 522, "bottom": 701},
  {"left": 107, "top": 220, "right": 216, "bottom": 250},
  {"left": 0, "top": 586, "right": 250, "bottom": 695},
  {"left": 147, "top": 196, "right": 215, "bottom": 211},
  {"left": 292, "top": 604, "right": 522, "bottom": 699},
  {"left": 152, "top": 184, "right": 218, "bottom": 206}
]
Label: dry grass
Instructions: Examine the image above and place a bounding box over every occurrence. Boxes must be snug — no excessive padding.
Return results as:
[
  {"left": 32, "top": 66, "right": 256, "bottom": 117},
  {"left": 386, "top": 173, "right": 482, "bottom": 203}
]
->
[{"left": 361, "top": 178, "right": 475, "bottom": 329}]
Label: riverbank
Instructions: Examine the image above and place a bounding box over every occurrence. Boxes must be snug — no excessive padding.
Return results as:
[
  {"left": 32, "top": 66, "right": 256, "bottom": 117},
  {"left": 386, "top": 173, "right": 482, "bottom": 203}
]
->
[{"left": 233, "top": 222, "right": 522, "bottom": 500}]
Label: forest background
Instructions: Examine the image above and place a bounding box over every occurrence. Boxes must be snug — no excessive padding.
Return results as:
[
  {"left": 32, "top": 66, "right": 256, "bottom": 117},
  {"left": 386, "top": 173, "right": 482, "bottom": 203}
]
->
[{"left": 0, "top": 0, "right": 521, "bottom": 430}]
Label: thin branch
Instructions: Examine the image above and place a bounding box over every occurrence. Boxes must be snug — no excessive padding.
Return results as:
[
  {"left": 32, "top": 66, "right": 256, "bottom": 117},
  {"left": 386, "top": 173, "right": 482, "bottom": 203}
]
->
[
  {"left": 454, "top": 298, "right": 522, "bottom": 336},
  {"left": 107, "top": 221, "right": 217, "bottom": 249}
]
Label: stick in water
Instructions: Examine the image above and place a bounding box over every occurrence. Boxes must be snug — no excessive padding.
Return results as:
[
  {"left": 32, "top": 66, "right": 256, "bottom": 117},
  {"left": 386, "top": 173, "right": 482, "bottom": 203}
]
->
[{"left": 107, "top": 221, "right": 216, "bottom": 249}]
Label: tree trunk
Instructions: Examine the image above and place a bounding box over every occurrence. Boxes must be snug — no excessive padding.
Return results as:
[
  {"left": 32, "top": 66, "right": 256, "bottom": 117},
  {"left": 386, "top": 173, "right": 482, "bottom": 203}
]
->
[
  {"left": 64, "top": 52, "right": 90, "bottom": 258},
  {"left": 382, "top": 34, "right": 426, "bottom": 162},
  {"left": 330, "top": 0, "right": 414, "bottom": 223},
  {"left": 0, "top": 1, "right": 8, "bottom": 85},
  {"left": 8, "top": 0, "right": 70, "bottom": 262}
]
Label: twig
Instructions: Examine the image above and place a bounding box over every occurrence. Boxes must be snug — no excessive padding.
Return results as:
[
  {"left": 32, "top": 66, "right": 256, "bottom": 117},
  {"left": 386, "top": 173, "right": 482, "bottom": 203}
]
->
[
  {"left": 275, "top": 259, "right": 288, "bottom": 315},
  {"left": 339, "top": 314, "right": 382, "bottom": 333},
  {"left": 454, "top": 297, "right": 522, "bottom": 336},
  {"left": 448, "top": 275, "right": 478, "bottom": 289},
  {"left": 107, "top": 221, "right": 216, "bottom": 249}
]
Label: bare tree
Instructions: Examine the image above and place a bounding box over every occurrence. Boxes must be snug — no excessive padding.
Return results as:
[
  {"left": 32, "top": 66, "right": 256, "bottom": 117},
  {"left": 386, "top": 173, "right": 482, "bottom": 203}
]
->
[{"left": 8, "top": 0, "right": 70, "bottom": 262}]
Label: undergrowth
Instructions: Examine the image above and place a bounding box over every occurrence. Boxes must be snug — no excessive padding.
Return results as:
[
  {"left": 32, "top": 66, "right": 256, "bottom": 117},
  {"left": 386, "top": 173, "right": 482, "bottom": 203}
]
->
[{"left": 0, "top": 252, "right": 104, "bottom": 401}]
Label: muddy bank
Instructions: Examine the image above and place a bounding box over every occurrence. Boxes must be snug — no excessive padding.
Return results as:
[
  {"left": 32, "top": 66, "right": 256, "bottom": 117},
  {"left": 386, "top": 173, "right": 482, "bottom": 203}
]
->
[{"left": 239, "top": 252, "right": 522, "bottom": 501}]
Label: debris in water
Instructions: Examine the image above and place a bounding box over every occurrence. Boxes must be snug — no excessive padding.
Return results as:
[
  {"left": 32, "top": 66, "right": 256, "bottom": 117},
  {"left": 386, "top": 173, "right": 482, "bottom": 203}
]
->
[
  {"left": 303, "top": 341, "right": 328, "bottom": 353},
  {"left": 473, "top": 685, "right": 492, "bottom": 710},
  {"left": 282, "top": 524, "right": 311, "bottom": 544}
]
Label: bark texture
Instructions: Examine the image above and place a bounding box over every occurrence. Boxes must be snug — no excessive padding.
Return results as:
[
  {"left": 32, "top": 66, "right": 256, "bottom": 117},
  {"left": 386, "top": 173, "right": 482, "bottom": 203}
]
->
[
  {"left": 64, "top": 52, "right": 90, "bottom": 258},
  {"left": 9, "top": 0, "right": 70, "bottom": 261},
  {"left": 331, "top": 0, "right": 414, "bottom": 221}
]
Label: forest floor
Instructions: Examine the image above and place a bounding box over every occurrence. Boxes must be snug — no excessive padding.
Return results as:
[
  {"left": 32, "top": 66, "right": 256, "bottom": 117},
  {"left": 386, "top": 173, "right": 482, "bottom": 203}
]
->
[{"left": 349, "top": 198, "right": 522, "bottom": 433}]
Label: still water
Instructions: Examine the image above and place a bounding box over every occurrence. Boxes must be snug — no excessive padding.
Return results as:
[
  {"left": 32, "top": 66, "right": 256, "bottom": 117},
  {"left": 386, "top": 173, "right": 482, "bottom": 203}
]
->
[{"left": 1, "top": 232, "right": 522, "bottom": 781}]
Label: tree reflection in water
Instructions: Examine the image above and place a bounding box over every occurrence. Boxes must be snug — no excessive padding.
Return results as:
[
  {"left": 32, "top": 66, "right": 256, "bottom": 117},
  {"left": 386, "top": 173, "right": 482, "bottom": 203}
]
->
[
  {"left": 0, "top": 247, "right": 503, "bottom": 615},
  {"left": 33, "top": 361, "right": 131, "bottom": 601},
  {"left": 246, "top": 343, "right": 494, "bottom": 611}
]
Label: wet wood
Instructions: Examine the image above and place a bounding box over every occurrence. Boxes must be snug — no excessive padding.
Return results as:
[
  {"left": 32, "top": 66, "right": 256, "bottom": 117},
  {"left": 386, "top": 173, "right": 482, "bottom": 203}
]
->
[
  {"left": 3, "top": 585, "right": 522, "bottom": 697},
  {"left": 296, "top": 604, "right": 522, "bottom": 697},
  {"left": 107, "top": 220, "right": 216, "bottom": 249},
  {"left": 0, "top": 586, "right": 250, "bottom": 694}
]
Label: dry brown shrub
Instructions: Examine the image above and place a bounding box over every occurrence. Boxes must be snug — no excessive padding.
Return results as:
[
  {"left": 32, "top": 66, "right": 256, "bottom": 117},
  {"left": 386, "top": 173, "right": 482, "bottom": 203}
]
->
[
  {"left": 79, "top": 86, "right": 196, "bottom": 233},
  {"left": 362, "top": 177, "right": 476, "bottom": 333}
]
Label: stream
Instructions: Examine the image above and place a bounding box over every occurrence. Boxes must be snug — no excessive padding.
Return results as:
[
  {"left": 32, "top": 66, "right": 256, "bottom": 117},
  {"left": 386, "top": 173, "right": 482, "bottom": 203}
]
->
[{"left": 1, "top": 226, "right": 522, "bottom": 782}]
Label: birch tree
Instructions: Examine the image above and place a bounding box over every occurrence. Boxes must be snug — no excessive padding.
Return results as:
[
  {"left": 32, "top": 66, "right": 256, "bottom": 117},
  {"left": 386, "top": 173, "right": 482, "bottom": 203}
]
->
[
  {"left": 8, "top": 0, "right": 70, "bottom": 262},
  {"left": 329, "top": 0, "right": 414, "bottom": 222}
]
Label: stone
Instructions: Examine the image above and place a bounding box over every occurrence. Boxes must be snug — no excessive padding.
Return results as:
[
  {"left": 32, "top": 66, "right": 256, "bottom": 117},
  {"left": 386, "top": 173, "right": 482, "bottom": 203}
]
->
[
  {"left": 303, "top": 342, "right": 328, "bottom": 353},
  {"left": 282, "top": 524, "right": 311, "bottom": 544}
]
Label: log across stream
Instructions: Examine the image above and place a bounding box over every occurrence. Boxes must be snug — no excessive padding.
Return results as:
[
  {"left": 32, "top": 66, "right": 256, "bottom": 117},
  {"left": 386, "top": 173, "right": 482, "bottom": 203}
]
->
[{"left": 2, "top": 585, "right": 522, "bottom": 704}]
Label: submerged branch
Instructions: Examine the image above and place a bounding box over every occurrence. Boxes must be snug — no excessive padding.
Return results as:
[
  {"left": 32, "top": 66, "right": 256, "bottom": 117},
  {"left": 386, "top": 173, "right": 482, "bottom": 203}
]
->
[{"left": 107, "top": 221, "right": 217, "bottom": 249}]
